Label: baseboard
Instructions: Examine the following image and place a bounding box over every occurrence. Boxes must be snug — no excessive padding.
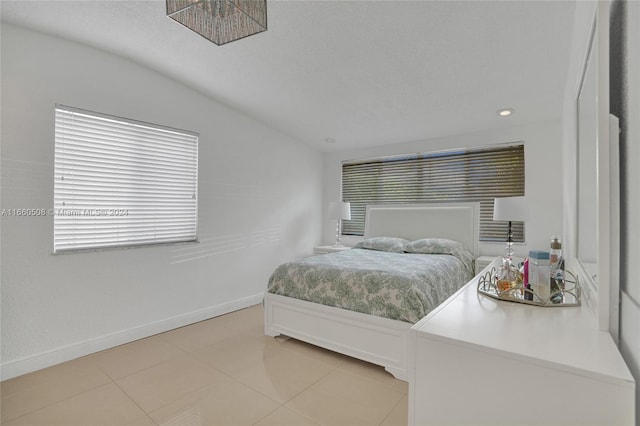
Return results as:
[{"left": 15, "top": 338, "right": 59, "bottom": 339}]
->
[{"left": 0, "top": 293, "right": 264, "bottom": 381}]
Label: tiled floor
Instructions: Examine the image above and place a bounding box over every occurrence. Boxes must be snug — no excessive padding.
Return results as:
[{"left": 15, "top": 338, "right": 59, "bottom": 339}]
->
[{"left": 1, "top": 304, "right": 408, "bottom": 426}]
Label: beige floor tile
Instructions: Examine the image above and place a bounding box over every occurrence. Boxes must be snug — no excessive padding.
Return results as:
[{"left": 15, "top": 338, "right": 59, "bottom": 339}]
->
[
  {"left": 216, "top": 304, "right": 264, "bottom": 331},
  {"left": 380, "top": 395, "right": 408, "bottom": 426},
  {"left": 277, "top": 337, "right": 350, "bottom": 368},
  {"left": 159, "top": 316, "right": 242, "bottom": 352},
  {"left": 150, "top": 374, "right": 280, "bottom": 426},
  {"left": 1, "top": 303, "right": 408, "bottom": 426},
  {"left": 337, "top": 356, "right": 409, "bottom": 394},
  {"left": 229, "top": 347, "right": 336, "bottom": 404},
  {"left": 0, "top": 359, "right": 111, "bottom": 423},
  {"left": 192, "top": 333, "right": 287, "bottom": 376},
  {"left": 210, "top": 312, "right": 265, "bottom": 341},
  {"left": 253, "top": 405, "right": 320, "bottom": 426},
  {"left": 0, "top": 355, "right": 99, "bottom": 396},
  {"left": 90, "top": 334, "right": 186, "bottom": 380},
  {"left": 5, "top": 383, "right": 154, "bottom": 426},
  {"left": 115, "top": 354, "right": 224, "bottom": 413},
  {"left": 285, "top": 369, "right": 404, "bottom": 426},
  {"left": 158, "top": 304, "right": 265, "bottom": 354}
]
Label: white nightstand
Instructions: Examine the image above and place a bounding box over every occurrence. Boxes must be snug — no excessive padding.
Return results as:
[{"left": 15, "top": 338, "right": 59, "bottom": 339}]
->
[
  {"left": 475, "top": 255, "right": 497, "bottom": 272},
  {"left": 313, "top": 245, "right": 351, "bottom": 255}
]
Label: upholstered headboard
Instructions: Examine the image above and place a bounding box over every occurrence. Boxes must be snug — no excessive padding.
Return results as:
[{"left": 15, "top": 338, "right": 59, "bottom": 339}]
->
[{"left": 364, "top": 203, "right": 479, "bottom": 256}]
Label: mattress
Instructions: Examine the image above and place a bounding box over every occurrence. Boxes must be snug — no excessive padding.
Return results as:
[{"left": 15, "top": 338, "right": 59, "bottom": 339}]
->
[{"left": 266, "top": 247, "right": 474, "bottom": 323}]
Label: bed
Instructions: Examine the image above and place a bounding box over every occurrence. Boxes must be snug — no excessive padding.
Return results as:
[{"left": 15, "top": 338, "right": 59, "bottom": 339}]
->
[{"left": 263, "top": 203, "right": 479, "bottom": 380}]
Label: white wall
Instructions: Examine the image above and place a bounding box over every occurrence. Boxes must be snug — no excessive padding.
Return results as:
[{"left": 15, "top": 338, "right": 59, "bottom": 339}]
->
[
  {"left": 563, "top": 0, "right": 639, "bottom": 419},
  {"left": 0, "top": 24, "right": 323, "bottom": 380},
  {"left": 322, "top": 120, "right": 564, "bottom": 259},
  {"left": 611, "top": 0, "right": 640, "bottom": 419}
]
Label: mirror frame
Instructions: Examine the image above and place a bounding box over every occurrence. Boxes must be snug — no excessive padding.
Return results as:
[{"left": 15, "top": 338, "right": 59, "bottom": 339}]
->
[{"left": 573, "top": 1, "right": 617, "bottom": 335}]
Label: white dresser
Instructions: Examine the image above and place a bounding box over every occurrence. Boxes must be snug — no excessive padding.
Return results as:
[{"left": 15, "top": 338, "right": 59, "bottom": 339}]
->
[{"left": 408, "top": 258, "right": 635, "bottom": 425}]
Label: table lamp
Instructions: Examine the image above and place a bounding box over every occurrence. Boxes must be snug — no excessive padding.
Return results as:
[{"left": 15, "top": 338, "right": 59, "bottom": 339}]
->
[
  {"left": 493, "top": 196, "right": 528, "bottom": 259},
  {"left": 328, "top": 201, "right": 351, "bottom": 247}
]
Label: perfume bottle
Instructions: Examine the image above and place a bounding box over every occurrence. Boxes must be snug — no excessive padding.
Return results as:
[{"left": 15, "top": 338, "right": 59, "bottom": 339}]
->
[
  {"left": 496, "top": 257, "right": 518, "bottom": 293},
  {"left": 529, "top": 250, "right": 550, "bottom": 302},
  {"left": 550, "top": 236, "right": 564, "bottom": 303}
]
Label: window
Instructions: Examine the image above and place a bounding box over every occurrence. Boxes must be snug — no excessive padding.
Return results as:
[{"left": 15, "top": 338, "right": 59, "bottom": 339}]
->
[
  {"left": 341, "top": 144, "right": 525, "bottom": 242},
  {"left": 54, "top": 105, "right": 198, "bottom": 253}
]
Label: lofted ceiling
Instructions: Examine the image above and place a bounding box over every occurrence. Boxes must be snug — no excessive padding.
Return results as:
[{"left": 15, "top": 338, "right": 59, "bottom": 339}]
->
[{"left": 1, "top": 0, "right": 576, "bottom": 152}]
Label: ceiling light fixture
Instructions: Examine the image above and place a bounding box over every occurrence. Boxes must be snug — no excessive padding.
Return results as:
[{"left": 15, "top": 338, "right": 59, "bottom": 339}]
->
[
  {"left": 497, "top": 108, "right": 514, "bottom": 117},
  {"left": 166, "top": 0, "right": 267, "bottom": 46}
]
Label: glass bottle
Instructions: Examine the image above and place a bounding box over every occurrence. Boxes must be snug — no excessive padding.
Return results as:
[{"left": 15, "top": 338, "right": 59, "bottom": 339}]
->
[
  {"left": 550, "top": 236, "right": 564, "bottom": 303},
  {"left": 529, "top": 250, "right": 550, "bottom": 303},
  {"left": 496, "top": 257, "right": 518, "bottom": 293},
  {"left": 523, "top": 257, "right": 534, "bottom": 300}
]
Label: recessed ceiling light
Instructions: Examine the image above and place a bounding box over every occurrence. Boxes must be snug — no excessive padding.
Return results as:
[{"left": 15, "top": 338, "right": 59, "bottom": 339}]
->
[
  {"left": 325, "top": 138, "right": 336, "bottom": 144},
  {"left": 497, "top": 108, "right": 514, "bottom": 117}
]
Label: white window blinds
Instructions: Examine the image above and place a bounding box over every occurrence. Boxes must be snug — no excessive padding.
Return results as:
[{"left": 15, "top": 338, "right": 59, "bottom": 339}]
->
[
  {"left": 54, "top": 105, "right": 198, "bottom": 253},
  {"left": 342, "top": 144, "right": 525, "bottom": 242}
]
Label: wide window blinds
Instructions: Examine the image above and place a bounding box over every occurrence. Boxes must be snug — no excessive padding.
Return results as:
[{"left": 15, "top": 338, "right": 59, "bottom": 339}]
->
[
  {"left": 342, "top": 144, "right": 525, "bottom": 242},
  {"left": 54, "top": 105, "right": 198, "bottom": 253}
]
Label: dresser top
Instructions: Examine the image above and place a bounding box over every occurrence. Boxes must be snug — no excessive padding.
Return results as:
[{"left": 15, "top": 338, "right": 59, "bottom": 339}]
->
[{"left": 412, "top": 261, "right": 635, "bottom": 386}]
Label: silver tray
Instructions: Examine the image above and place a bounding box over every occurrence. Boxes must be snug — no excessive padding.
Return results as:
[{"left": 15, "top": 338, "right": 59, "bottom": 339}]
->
[{"left": 477, "top": 267, "right": 581, "bottom": 307}]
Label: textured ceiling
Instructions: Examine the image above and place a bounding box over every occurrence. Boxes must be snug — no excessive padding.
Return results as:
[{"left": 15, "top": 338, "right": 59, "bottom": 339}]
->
[{"left": 1, "top": 0, "right": 576, "bottom": 151}]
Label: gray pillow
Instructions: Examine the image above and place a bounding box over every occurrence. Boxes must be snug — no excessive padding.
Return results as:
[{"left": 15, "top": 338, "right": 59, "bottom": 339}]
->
[
  {"left": 405, "top": 238, "right": 475, "bottom": 275},
  {"left": 404, "top": 238, "right": 465, "bottom": 254},
  {"left": 353, "top": 237, "right": 409, "bottom": 253}
]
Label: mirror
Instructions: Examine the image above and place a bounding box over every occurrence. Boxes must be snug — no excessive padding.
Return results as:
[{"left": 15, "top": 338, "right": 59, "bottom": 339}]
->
[{"left": 574, "top": 1, "right": 617, "bottom": 335}]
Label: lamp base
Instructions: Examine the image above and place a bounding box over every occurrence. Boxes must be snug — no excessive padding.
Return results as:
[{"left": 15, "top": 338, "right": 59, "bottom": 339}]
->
[
  {"left": 334, "top": 220, "right": 343, "bottom": 247},
  {"left": 503, "top": 220, "right": 514, "bottom": 258}
]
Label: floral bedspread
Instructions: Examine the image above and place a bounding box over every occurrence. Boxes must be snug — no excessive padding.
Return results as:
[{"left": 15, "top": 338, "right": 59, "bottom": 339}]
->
[{"left": 266, "top": 248, "right": 474, "bottom": 323}]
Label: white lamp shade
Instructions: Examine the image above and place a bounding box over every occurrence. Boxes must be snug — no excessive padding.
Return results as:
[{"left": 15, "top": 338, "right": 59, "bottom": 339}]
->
[
  {"left": 328, "top": 201, "right": 351, "bottom": 220},
  {"left": 493, "top": 196, "right": 528, "bottom": 222}
]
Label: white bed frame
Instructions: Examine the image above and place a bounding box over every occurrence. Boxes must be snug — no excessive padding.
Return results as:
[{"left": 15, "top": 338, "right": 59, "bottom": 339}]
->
[{"left": 264, "top": 203, "right": 479, "bottom": 381}]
